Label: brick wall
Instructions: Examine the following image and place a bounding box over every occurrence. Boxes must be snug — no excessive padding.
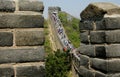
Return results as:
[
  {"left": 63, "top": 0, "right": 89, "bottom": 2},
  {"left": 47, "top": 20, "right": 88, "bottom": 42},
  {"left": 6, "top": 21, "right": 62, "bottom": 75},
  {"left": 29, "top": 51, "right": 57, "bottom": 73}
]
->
[
  {"left": 0, "top": 0, "right": 45, "bottom": 77},
  {"left": 74, "top": 2, "right": 120, "bottom": 77}
]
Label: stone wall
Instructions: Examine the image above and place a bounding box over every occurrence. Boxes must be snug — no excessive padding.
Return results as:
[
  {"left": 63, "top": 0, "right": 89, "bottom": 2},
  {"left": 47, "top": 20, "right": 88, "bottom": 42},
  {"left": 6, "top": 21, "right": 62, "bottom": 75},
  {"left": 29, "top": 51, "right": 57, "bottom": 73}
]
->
[
  {"left": 48, "top": 7, "right": 63, "bottom": 50},
  {"left": 0, "top": 0, "right": 45, "bottom": 77},
  {"left": 76, "top": 2, "right": 120, "bottom": 77}
]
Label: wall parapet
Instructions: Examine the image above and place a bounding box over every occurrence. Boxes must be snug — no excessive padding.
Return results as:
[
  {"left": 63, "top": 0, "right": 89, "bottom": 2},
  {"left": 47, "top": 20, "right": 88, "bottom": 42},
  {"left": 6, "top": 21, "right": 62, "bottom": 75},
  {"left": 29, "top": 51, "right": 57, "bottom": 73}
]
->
[
  {"left": 74, "top": 2, "right": 120, "bottom": 77},
  {"left": 0, "top": 0, "right": 45, "bottom": 77}
]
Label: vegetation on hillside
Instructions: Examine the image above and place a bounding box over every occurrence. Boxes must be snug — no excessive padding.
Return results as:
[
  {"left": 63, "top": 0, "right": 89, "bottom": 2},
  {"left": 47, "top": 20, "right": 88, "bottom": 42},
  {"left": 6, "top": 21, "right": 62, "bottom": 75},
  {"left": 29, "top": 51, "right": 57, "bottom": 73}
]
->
[
  {"left": 58, "top": 12, "right": 80, "bottom": 48},
  {"left": 46, "top": 50, "right": 71, "bottom": 77}
]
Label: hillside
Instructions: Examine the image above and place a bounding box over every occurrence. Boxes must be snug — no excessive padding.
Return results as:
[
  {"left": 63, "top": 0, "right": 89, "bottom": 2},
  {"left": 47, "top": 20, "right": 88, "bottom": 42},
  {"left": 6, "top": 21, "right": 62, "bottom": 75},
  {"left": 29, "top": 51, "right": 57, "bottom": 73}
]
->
[{"left": 58, "top": 12, "right": 80, "bottom": 48}]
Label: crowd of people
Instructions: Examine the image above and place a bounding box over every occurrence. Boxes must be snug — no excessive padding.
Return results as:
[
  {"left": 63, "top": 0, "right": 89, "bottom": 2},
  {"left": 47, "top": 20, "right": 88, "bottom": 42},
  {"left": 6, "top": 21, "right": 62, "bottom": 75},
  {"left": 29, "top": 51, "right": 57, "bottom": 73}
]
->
[{"left": 51, "top": 12, "right": 74, "bottom": 52}]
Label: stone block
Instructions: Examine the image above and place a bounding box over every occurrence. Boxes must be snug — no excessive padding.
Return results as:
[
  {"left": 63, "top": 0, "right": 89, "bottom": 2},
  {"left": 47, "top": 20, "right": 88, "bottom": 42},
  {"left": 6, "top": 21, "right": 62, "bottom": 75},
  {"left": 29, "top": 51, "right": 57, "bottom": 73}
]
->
[
  {"left": 0, "top": 64, "right": 14, "bottom": 77},
  {"left": 78, "top": 66, "right": 95, "bottom": 77},
  {"left": 80, "top": 21, "right": 93, "bottom": 30},
  {"left": 80, "top": 31, "right": 89, "bottom": 43},
  {"left": 105, "top": 16, "right": 120, "bottom": 30},
  {"left": 90, "top": 58, "right": 107, "bottom": 73},
  {"left": 78, "top": 54, "right": 89, "bottom": 68},
  {"left": 106, "top": 30, "right": 120, "bottom": 43},
  {"left": 19, "top": 0, "right": 44, "bottom": 12},
  {"left": 95, "top": 45, "right": 120, "bottom": 58},
  {"left": 15, "top": 62, "right": 45, "bottom": 77},
  {"left": 95, "top": 71, "right": 107, "bottom": 77},
  {"left": 15, "top": 29, "right": 44, "bottom": 46},
  {"left": 106, "top": 44, "right": 120, "bottom": 58},
  {"left": 91, "top": 58, "right": 120, "bottom": 73},
  {"left": 108, "top": 73, "right": 120, "bottom": 77},
  {"left": 0, "top": 11, "right": 44, "bottom": 28},
  {"left": 0, "top": 46, "right": 44, "bottom": 63},
  {"left": 80, "top": 2, "right": 120, "bottom": 21},
  {"left": 90, "top": 31, "right": 105, "bottom": 44},
  {"left": 95, "top": 46, "right": 106, "bottom": 58},
  {"left": 0, "top": 0, "right": 15, "bottom": 12},
  {"left": 95, "top": 20, "right": 106, "bottom": 30},
  {"left": 107, "top": 59, "right": 120, "bottom": 73},
  {"left": 0, "top": 32, "right": 13, "bottom": 46},
  {"left": 77, "top": 45, "right": 95, "bottom": 57}
]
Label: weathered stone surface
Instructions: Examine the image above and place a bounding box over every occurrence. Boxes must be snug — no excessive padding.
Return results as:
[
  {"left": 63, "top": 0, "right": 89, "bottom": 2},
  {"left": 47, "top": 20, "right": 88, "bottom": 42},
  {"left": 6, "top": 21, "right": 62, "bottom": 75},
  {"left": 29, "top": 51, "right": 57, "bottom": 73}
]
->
[
  {"left": 104, "top": 16, "right": 120, "bottom": 30},
  {"left": 78, "top": 54, "right": 89, "bottom": 68},
  {"left": 106, "top": 44, "right": 120, "bottom": 58},
  {"left": 15, "top": 62, "right": 45, "bottom": 77},
  {"left": 90, "top": 58, "right": 107, "bottom": 73},
  {"left": 80, "top": 31, "right": 89, "bottom": 43},
  {"left": 106, "top": 30, "right": 120, "bottom": 43},
  {"left": 0, "top": 64, "right": 14, "bottom": 77},
  {"left": 77, "top": 45, "right": 95, "bottom": 57},
  {"left": 91, "top": 58, "right": 120, "bottom": 73},
  {"left": 108, "top": 73, "right": 120, "bottom": 77},
  {"left": 0, "top": 11, "right": 44, "bottom": 28},
  {"left": 0, "top": 32, "right": 13, "bottom": 46},
  {"left": 0, "top": 46, "right": 44, "bottom": 63},
  {"left": 95, "top": 46, "right": 106, "bottom": 58},
  {"left": 90, "top": 31, "right": 105, "bottom": 44},
  {"left": 80, "top": 2, "right": 120, "bottom": 21},
  {"left": 78, "top": 66, "right": 95, "bottom": 77},
  {"left": 80, "top": 21, "right": 94, "bottom": 30},
  {"left": 15, "top": 30, "right": 44, "bottom": 46},
  {"left": 95, "top": 45, "right": 120, "bottom": 58},
  {"left": 0, "top": 0, "right": 15, "bottom": 12},
  {"left": 107, "top": 59, "right": 120, "bottom": 73},
  {"left": 95, "top": 71, "right": 107, "bottom": 77},
  {"left": 95, "top": 20, "right": 106, "bottom": 30},
  {"left": 19, "top": 0, "right": 44, "bottom": 12}
]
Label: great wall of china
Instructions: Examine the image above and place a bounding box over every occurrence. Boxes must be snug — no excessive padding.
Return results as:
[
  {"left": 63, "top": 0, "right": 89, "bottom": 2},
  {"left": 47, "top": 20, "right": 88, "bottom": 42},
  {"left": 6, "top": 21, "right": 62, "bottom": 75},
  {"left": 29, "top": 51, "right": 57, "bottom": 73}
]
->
[
  {"left": 0, "top": 0, "right": 120, "bottom": 77},
  {"left": 0, "top": 0, "right": 45, "bottom": 77}
]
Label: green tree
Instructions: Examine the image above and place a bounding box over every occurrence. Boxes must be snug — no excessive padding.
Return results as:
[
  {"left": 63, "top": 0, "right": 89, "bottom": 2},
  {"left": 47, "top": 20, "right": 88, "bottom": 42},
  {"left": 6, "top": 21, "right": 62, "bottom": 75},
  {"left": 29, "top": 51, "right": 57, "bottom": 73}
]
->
[{"left": 46, "top": 50, "right": 71, "bottom": 77}]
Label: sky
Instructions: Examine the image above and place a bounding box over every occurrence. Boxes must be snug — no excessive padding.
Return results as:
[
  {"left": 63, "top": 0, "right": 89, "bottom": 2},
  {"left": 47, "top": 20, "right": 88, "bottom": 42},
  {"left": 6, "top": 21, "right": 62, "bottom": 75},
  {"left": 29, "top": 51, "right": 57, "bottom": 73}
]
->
[{"left": 40, "top": 0, "right": 120, "bottom": 19}]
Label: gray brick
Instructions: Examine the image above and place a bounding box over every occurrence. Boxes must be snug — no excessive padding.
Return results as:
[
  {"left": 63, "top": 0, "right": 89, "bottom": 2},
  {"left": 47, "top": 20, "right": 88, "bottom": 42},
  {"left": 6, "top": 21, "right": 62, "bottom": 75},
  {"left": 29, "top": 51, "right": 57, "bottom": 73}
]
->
[
  {"left": 0, "top": 0, "right": 15, "bottom": 12},
  {"left": 77, "top": 45, "right": 95, "bottom": 57},
  {"left": 106, "top": 30, "right": 120, "bottom": 43},
  {"left": 0, "top": 46, "right": 44, "bottom": 63},
  {"left": 95, "top": 45, "right": 120, "bottom": 58},
  {"left": 78, "top": 54, "right": 89, "bottom": 68},
  {"left": 15, "top": 62, "right": 45, "bottom": 77},
  {"left": 106, "top": 44, "right": 120, "bottom": 58},
  {"left": 90, "top": 58, "right": 107, "bottom": 73},
  {"left": 78, "top": 66, "right": 95, "bottom": 77},
  {"left": 95, "top": 46, "right": 106, "bottom": 58},
  {"left": 95, "top": 20, "right": 106, "bottom": 30},
  {"left": 80, "top": 31, "right": 89, "bottom": 43},
  {"left": 80, "top": 21, "right": 94, "bottom": 30},
  {"left": 80, "top": 2, "right": 120, "bottom": 21},
  {"left": 108, "top": 73, "right": 120, "bottom": 77},
  {"left": 91, "top": 58, "right": 120, "bottom": 73},
  {"left": 0, "top": 64, "right": 14, "bottom": 77},
  {"left": 19, "top": 0, "right": 44, "bottom": 13},
  {"left": 0, "top": 11, "right": 44, "bottom": 28},
  {"left": 105, "top": 16, "right": 120, "bottom": 30},
  {"left": 95, "top": 71, "right": 107, "bottom": 77},
  {"left": 0, "top": 32, "right": 13, "bottom": 46},
  {"left": 90, "top": 31, "right": 105, "bottom": 44},
  {"left": 15, "top": 30, "right": 44, "bottom": 46},
  {"left": 108, "top": 59, "right": 120, "bottom": 73}
]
